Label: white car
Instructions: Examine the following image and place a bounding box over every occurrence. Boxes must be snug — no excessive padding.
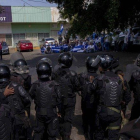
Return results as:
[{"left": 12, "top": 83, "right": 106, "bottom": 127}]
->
[{"left": 39, "top": 38, "right": 55, "bottom": 47}]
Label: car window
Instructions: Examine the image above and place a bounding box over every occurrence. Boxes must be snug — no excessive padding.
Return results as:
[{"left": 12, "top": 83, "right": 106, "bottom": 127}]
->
[
  {"left": 45, "top": 38, "right": 55, "bottom": 41},
  {"left": 20, "top": 40, "right": 31, "bottom": 43},
  {"left": 2, "top": 42, "right": 7, "bottom": 46}
]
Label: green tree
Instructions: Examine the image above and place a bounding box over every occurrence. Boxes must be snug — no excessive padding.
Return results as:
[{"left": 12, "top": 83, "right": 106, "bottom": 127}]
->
[{"left": 47, "top": 0, "right": 140, "bottom": 37}]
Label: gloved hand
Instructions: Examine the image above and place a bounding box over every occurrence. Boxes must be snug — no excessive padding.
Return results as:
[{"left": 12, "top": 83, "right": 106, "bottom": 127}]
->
[{"left": 4, "top": 86, "right": 14, "bottom": 96}]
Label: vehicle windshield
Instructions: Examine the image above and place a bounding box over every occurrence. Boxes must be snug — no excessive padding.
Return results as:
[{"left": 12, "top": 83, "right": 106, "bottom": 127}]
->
[
  {"left": 20, "top": 40, "right": 31, "bottom": 43},
  {"left": 1, "top": 42, "right": 7, "bottom": 46},
  {"left": 45, "top": 38, "right": 55, "bottom": 41}
]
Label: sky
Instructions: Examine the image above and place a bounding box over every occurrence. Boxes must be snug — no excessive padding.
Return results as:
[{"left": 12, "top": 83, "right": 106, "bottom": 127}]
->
[{"left": 0, "top": 0, "right": 57, "bottom": 7}]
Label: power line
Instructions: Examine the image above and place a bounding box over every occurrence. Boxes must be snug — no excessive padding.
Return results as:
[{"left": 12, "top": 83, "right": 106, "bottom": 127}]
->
[
  {"left": 21, "top": 0, "right": 49, "bottom": 10},
  {"left": 27, "top": 0, "right": 48, "bottom": 4}
]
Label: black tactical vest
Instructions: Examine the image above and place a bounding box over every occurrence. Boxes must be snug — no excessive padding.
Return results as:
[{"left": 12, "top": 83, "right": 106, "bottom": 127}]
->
[
  {"left": 80, "top": 73, "right": 97, "bottom": 108},
  {"left": 132, "top": 70, "right": 140, "bottom": 101},
  {"left": 0, "top": 105, "right": 12, "bottom": 140},
  {"left": 56, "top": 69, "right": 74, "bottom": 99},
  {"left": 7, "top": 82, "right": 25, "bottom": 115},
  {"left": 35, "top": 81, "right": 57, "bottom": 115},
  {"left": 99, "top": 75, "right": 122, "bottom": 107}
]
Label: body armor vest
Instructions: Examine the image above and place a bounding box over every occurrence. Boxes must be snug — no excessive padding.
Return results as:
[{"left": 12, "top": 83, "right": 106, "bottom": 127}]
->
[
  {"left": 56, "top": 69, "right": 74, "bottom": 99},
  {"left": 80, "top": 73, "right": 96, "bottom": 108},
  {"left": 99, "top": 75, "right": 122, "bottom": 107},
  {"left": 132, "top": 70, "right": 140, "bottom": 101},
  {"left": 35, "top": 81, "right": 57, "bottom": 115},
  {"left": 0, "top": 105, "right": 12, "bottom": 140},
  {"left": 7, "top": 82, "right": 25, "bottom": 115}
]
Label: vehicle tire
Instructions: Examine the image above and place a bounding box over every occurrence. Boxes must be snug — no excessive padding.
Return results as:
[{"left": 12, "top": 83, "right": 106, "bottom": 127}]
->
[{"left": 31, "top": 49, "right": 33, "bottom": 51}]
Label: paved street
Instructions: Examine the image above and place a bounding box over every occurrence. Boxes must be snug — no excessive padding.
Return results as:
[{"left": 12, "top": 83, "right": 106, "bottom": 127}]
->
[{"left": 1, "top": 50, "right": 139, "bottom": 140}]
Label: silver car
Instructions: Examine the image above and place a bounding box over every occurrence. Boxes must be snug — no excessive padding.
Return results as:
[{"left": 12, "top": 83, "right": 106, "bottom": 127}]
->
[
  {"left": 1, "top": 42, "right": 9, "bottom": 54},
  {"left": 39, "top": 38, "right": 55, "bottom": 47}
]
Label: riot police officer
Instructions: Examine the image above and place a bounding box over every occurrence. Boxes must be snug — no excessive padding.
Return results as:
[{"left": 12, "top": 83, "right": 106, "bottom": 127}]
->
[
  {"left": 129, "top": 54, "right": 140, "bottom": 120},
  {"left": 0, "top": 64, "right": 31, "bottom": 140},
  {"left": 79, "top": 56, "right": 100, "bottom": 140},
  {"left": 92, "top": 55, "right": 128, "bottom": 140},
  {"left": 29, "top": 58, "right": 61, "bottom": 140},
  {"left": 52, "top": 52, "right": 80, "bottom": 140},
  {"left": 10, "top": 52, "right": 31, "bottom": 116},
  {"left": 0, "top": 64, "right": 15, "bottom": 140},
  {"left": 10, "top": 53, "right": 31, "bottom": 91}
]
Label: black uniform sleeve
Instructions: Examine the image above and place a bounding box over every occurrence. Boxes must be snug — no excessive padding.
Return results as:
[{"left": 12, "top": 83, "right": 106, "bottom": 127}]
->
[
  {"left": 54, "top": 85, "right": 62, "bottom": 113},
  {"left": 24, "top": 75, "right": 31, "bottom": 91},
  {"left": 18, "top": 86, "right": 31, "bottom": 107},
  {"left": 129, "top": 76, "right": 134, "bottom": 92},
  {"left": 70, "top": 71, "right": 81, "bottom": 92},
  {"left": 29, "top": 83, "right": 37, "bottom": 99},
  {"left": 123, "top": 80, "right": 131, "bottom": 105}
]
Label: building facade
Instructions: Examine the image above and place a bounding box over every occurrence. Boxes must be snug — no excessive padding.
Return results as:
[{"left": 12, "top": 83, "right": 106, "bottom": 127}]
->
[{"left": 0, "top": 6, "right": 69, "bottom": 48}]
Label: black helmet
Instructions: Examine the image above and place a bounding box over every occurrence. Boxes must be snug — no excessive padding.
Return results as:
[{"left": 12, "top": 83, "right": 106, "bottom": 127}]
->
[
  {"left": 86, "top": 56, "right": 101, "bottom": 72},
  {"left": 58, "top": 52, "right": 73, "bottom": 68},
  {"left": 99, "top": 54, "right": 114, "bottom": 70},
  {"left": 0, "top": 64, "right": 11, "bottom": 82},
  {"left": 14, "top": 59, "right": 27, "bottom": 67},
  {"left": 36, "top": 61, "right": 52, "bottom": 79}
]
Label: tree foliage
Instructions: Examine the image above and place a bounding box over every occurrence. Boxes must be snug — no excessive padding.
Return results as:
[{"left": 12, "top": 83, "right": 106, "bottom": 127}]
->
[{"left": 47, "top": 0, "right": 140, "bottom": 37}]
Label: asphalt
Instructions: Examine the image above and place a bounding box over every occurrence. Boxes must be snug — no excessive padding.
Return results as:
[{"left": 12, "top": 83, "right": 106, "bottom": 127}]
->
[{"left": 1, "top": 50, "right": 139, "bottom": 140}]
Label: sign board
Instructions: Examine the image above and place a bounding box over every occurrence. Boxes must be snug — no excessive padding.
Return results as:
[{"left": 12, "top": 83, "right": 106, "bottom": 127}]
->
[{"left": 0, "top": 6, "right": 12, "bottom": 22}]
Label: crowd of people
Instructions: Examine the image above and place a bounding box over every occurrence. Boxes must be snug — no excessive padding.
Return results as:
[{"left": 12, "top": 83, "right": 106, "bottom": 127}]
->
[
  {"left": 41, "top": 29, "right": 136, "bottom": 54},
  {"left": 0, "top": 52, "right": 140, "bottom": 140}
]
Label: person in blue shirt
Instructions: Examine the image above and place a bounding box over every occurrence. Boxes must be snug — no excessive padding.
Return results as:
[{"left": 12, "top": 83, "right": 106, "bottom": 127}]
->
[
  {"left": 92, "top": 32, "right": 96, "bottom": 40},
  {"left": 101, "top": 34, "right": 105, "bottom": 51},
  {"left": 63, "top": 43, "right": 68, "bottom": 52}
]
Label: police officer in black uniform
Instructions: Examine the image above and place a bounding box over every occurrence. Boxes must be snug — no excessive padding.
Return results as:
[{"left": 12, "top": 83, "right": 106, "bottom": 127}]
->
[
  {"left": 0, "top": 64, "right": 15, "bottom": 140},
  {"left": 129, "top": 55, "right": 140, "bottom": 121},
  {"left": 0, "top": 64, "right": 32, "bottom": 140},
  {"left": 29, "top": 59, "right": 62, "bottom": 140},
  {"left": 92, "top": 55, "right": 129, "bottom": 140},
  {"left": 115, "top": 70, "right": 131, "bottom": 117},
  {"left": 11, "top": 59, "right": 31, "bottom": 91},
  {"left": 79, "top": 56, "right": 100, "bottom": 140},
  {"left": 10, "top": 58, "right": 31, "bottom": 117},
  {"left": 52, "top": 52, "right": 80, "bottom": 140}
]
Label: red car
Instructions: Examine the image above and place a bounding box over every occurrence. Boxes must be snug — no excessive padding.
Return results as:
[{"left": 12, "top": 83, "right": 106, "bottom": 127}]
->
[{"left": 16, "top": 40, "right": 33, "bottom": 52}]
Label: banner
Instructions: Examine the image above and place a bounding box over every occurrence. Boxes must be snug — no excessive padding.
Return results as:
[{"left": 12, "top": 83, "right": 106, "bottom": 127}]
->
[{"left": 0, "top": 6, "right": 12, "bottom": 22}]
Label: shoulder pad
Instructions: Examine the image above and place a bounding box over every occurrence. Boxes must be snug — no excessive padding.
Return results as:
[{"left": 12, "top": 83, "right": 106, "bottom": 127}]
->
[
  {"left": 70, "top": 70, "right": 77, "bottom": 76},
  {"left": 10, "top": 82, "right": 18, "bottom": 87}
]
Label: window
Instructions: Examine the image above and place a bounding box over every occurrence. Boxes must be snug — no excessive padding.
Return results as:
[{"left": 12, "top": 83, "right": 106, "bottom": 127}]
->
[{"left": 38, "top": 33, "right": 49, "bottom": 41}]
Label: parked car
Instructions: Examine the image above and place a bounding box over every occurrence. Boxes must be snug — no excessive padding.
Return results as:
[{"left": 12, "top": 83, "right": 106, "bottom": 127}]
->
[
  {"left": 16, "top": 40, "right": 33, "bottom": 52},
  {"left": 0, "top": 42, "right": 9, "bottom": 54},
  {"left": 133, "top": 27, "right": 140, "bottom": 45},
  {"left": 39, "top": 38, "right": 55, "bottom": 47}
]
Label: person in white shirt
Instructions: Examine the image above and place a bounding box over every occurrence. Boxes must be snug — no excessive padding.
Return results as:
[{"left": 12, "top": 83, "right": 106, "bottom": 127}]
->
[
  {"left": 128, "top": 28, "right": 134, "bottom": 51},
  {"left": 122, "top": 32, "right": 128, "bottom": 51},
  {"left": 86, "top": 42, "right": 95, "bottom": 53}
]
